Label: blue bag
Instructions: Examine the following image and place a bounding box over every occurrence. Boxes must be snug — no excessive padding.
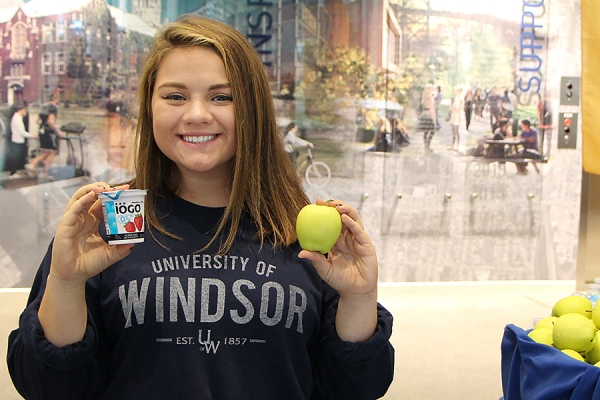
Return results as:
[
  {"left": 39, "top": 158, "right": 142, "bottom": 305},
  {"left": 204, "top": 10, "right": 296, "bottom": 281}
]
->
[{"left": 501, "top": 324, "right": 600, "bottom": 399}]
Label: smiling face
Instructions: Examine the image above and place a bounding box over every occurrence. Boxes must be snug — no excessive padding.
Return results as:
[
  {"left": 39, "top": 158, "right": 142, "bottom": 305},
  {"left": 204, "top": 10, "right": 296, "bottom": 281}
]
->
[{"left": 152, "top": 47, "right": 236, "bottom": 187}]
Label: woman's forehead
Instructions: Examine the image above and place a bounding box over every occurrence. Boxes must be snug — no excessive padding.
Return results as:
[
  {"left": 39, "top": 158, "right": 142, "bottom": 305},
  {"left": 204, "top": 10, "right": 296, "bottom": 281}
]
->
[{"left": 155, "top": 47, "right": 228, "bottom": 84}]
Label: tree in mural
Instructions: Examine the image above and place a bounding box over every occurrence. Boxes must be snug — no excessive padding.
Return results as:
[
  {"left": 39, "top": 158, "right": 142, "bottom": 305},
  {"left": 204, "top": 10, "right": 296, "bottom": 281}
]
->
[
  {"left": 396, "top": 53, "right": 438, "bottom": 97},
  {"left": 101, "top": 60, "right": 127, "bottom": 99},
  {"left": 66, "top": 36, "right": 100, "bottom": 106},
  {"left": 64, "top": 5, "right": 123, "bottom": 106},
  {"left": 299, "top": 42, "right": 371, "bottom": 126},
  {"left": 468, "top": 25, "right": 514, "bottom": 90},
  {"left": 300, "top": 42, "right": 412, "bottom": 127}
]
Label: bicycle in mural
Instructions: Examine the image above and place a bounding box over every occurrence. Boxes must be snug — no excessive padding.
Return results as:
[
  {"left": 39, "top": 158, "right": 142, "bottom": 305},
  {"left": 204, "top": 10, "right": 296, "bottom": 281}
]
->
[{"left": 296, "top": 148, "right": 331, "bottom": 188}]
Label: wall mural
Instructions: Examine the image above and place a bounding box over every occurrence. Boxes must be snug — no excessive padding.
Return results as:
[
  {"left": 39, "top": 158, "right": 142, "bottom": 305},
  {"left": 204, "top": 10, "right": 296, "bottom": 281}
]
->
[{"left": 0, "top": 0, "right": 582, "bottom": 287}]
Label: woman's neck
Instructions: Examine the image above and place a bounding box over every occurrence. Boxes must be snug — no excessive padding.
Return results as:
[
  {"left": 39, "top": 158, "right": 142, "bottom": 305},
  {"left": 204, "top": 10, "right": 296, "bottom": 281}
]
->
[{"left": 177, "top": 171, "right": 231, "bottom": 207}]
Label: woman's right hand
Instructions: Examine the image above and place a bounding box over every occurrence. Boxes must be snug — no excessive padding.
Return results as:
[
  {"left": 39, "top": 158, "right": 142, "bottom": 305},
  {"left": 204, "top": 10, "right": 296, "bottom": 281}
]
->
[
  {"left": 50, "top": 182, "right": 135, "bottom": 286},
  {"left": 39, "top": 182, "right": 136, "bottom": 346}
]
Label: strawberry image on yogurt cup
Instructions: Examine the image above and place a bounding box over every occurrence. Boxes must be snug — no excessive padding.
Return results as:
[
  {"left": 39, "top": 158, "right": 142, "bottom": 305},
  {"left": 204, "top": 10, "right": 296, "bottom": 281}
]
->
[{"left": 98, "top": 190, "right": 147, "bottom": 245}]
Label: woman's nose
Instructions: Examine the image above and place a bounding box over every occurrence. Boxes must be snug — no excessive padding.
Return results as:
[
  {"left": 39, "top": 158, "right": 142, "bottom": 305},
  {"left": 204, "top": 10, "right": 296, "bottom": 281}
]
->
[{"left": 183, "top": 99, "right": 213, "bottom": 124}]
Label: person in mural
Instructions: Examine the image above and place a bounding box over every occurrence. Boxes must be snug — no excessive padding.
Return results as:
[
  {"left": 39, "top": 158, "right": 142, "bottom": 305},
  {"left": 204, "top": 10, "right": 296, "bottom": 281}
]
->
[
  {"left": 464, "top": 88, "right": 473, "bottom": 131},
  {"left": 449, "top": 88, "right": 464, "bottom": 151},
  {"left": 367, "top": 114, "right": 392, "bottom": 152},
  {"left": 392, "top": 117, "right": 410, "bottom": 148},
  {"left": 473, "top": 88, "right": 486, "bottom": 121},
  {"left": 508, "top": 89, "right": 518, "bottom": 112},
  {"left": 501, "top": 89, "right": 510, "bottom": 105},
  {"left": 537, "top": 93, "right": 553, "bottom": 157},
  {"left": 511, "top": 119, "right": 542, "bottom": 175},
  {"left": 25, "top": 95, "right": 65, "bottom": 179},
  {"left": 21, "top": 99, "right": 30, "bottom": 132},
  {"left": 281, "top": 121, "right": 314, "bottom": 163},
  {"left": 499, "top": 89, "right": 514, "bottom": 123},
  {"left": 486, "top": 86, "right": 502, "bottom": 133},
  {"left": 6, "top": 103, "right": 37, "bottom": 179},
  {"left": 7, "top": 14, "right": 394, "bottom": 400},
  {"left": 418, "top": 84, "right": 437, "bottom": 152},
  {"left": 486, "top": 119, "right": 512, "bottom": 159},
  {"left": 434, "top": 85, "right": 443, "bottom": 130}
]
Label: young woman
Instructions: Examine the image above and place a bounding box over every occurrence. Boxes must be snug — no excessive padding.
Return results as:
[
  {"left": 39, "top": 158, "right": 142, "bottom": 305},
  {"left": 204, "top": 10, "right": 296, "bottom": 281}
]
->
[
  {"left": 449, "top": 88, "right": 464, "bottom": 151},
  {"left": 7, "top": 15, "right": 394, "bottom": 400},
  {"left": 418, "top": 84, "right": 437, "bottom": 152}
]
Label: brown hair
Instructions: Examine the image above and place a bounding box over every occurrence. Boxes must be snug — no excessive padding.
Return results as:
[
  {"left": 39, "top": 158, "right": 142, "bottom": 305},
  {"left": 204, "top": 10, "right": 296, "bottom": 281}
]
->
[{"left": 129, "top": 14, "right": 309, "bottom": 253}]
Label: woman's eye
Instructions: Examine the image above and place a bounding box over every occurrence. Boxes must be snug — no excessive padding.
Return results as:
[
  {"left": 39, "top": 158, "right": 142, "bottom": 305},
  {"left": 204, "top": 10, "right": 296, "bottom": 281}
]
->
[
  {"left": 162, "top": 94, "right": 186, "bottom": 101},
  {"left": 213, "top": 94, "right": 233, "bottom": 102}
]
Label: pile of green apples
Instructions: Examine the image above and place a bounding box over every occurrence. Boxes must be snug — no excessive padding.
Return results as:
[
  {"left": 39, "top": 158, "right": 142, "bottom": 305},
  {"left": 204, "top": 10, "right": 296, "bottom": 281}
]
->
[{"left": 528, "top": 295, "right": 600, "bottom": 364}]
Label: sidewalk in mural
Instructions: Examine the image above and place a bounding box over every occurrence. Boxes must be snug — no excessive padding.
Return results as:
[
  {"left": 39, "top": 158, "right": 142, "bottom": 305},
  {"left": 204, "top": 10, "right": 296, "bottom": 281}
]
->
[{"left": 305, "top": 110, "right": 580, "bottom": 283}]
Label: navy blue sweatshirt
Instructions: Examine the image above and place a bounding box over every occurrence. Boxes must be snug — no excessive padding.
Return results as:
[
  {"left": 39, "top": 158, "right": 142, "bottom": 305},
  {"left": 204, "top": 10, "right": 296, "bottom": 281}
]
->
[{"left": 8, "top": 194, "right": 394, "bottom": 399}]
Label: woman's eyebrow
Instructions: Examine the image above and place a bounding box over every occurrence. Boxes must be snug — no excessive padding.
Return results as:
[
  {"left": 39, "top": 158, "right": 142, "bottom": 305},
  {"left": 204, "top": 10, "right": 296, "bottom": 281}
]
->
[
  {"left": 208, "top": 83, "right": 230, "bottom": 90},
  {"left": 156, "top": 82, "right": 187, "bottom": 90},
  {"left": 155, "top": 82, "right": 230, "bottom": 90}
]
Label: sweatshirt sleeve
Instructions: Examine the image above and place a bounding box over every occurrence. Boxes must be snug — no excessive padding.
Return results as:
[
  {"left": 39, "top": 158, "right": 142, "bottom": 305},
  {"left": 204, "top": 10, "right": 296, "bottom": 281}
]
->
[
  {"left": 313, "top": 283, "right": 395, "bottom": 399},
  {"left": 6, "top": 241, "right": 107, "bottom": 400}
]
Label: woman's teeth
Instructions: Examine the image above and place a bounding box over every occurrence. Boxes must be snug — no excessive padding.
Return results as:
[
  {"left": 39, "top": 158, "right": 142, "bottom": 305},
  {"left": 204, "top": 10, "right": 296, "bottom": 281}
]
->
[{"left": 181, "top": 135, "right": 217, "bottom": 143}]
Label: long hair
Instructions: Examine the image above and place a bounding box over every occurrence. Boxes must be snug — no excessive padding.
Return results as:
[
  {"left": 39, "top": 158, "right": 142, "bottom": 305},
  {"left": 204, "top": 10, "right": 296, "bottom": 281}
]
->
[{"left": 129, "top": 14, "right": 309, "bottom": 253}]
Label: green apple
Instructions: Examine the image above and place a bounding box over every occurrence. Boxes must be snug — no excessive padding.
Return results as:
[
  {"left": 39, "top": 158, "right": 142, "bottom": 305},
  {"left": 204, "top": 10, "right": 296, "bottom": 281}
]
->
[
  {"left": 552, "top": 313, "right": 598, "bottom": 353},
  {"left": 592, "top": 301, "right": 600, "bottom": 329},
  {"left": 552, "top": 296, "right": 593, "bottom": 319},
  {"left": 534, "top": 316, "right": 558, "bottom": 330},
  {"left": 562, "top": 349, "right": 586, "bottom": 362},
  {"left": 296, "top": 204, "right": 342, "bottom": 254},
  {"left": 585, "top": 331, "right": 600, "bottom": 364},
  {"left": 528, "top": 328, "right": 553, "bottom": 346}
]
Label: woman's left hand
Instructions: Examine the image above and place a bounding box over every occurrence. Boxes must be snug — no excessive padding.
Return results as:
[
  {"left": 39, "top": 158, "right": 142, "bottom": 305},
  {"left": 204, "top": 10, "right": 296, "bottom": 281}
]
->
[
  {"left": 298, "top": 198, "right": 378, "bottom": 298},
  {"left": 299, "top": 198, "right": 379, "bottom": 341}
]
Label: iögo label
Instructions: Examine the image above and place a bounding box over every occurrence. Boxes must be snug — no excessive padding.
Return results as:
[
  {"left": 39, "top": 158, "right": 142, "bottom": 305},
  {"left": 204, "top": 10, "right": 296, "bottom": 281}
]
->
[{"left": 98, "top": 190, "right": 147, "bottom": 245}]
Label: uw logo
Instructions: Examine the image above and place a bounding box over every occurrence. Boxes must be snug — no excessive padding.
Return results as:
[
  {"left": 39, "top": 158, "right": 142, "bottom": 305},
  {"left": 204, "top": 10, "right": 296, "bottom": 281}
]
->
[{"left": 198, "top": 330, "right": 220, "bottom": 354}]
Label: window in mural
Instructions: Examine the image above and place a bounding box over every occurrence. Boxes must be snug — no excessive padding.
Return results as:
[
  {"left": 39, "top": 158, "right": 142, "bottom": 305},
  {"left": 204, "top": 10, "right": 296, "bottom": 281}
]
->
[
  {"left": 12, "top": 23, "right": 27, "bottom": 59},
  {"left": 0, "top": 0, "right": 582, "bottom": 288},
  {"left": 57, "top": 20, "right": 66, "bottom": 42},
  {"left": 42, "top": 21, "right": 53, "bottom": 43},
  {"left": 56, "top": 52, "right": 65, "bottom": 74},
  {"left": 42, "top": 52, "right": 51, "bottom": 74}
]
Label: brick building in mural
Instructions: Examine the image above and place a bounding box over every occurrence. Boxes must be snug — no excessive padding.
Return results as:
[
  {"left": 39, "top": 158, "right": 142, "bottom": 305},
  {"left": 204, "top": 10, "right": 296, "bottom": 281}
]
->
[{"left": 0, "top": 0, "right": 154, "bottom": 106}]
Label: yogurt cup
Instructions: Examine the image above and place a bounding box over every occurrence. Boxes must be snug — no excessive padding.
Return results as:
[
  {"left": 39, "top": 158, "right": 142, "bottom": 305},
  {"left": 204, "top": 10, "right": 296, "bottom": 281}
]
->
[{"left": 98, "top": 189, "right": 147, "bottom": 245}]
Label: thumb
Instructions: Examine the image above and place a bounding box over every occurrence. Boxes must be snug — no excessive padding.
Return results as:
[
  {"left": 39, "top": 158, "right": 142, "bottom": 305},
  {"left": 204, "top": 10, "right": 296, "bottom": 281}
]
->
[{"left": 298, "top": 250, "right": 331, "bottom": 280}]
